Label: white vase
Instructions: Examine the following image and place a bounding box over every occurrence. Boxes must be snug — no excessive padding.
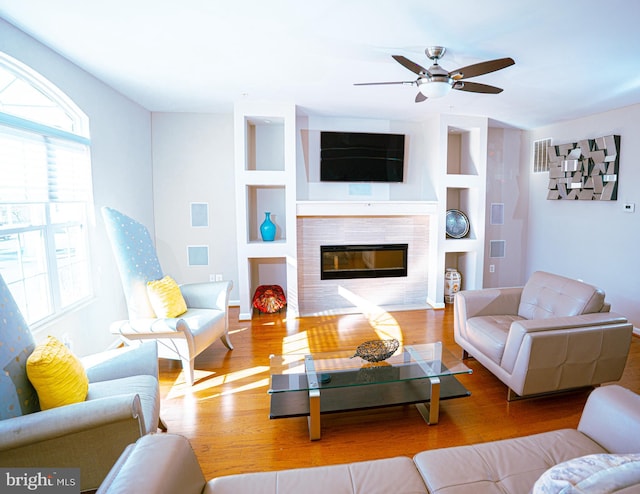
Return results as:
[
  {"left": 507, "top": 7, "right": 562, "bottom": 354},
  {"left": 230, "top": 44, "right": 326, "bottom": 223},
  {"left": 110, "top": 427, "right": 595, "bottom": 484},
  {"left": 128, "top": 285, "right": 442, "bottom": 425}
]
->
[{"left": 444, "top": 268, "right": 461, "bottom": 304}]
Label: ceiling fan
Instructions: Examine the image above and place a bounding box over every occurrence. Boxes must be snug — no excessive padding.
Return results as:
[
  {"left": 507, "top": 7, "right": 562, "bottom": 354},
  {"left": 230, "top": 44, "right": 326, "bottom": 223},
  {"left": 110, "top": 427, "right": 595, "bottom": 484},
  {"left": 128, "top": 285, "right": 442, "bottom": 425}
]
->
[{"left": 355, "top": 46, "right": 515, "bottom": 102}]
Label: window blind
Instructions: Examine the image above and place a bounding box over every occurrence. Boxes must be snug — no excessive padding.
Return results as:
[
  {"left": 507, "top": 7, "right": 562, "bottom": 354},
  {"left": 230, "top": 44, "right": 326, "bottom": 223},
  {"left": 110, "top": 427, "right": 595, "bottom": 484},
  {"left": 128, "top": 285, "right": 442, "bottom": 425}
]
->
[{"left": 0, "top": 123, "right": 92, "bottom": 205}]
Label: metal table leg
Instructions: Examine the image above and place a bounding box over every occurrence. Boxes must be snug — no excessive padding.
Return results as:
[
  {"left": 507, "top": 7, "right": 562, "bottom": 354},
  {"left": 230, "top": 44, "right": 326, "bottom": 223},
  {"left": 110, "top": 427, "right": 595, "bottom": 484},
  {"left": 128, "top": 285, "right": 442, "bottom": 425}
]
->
[
  {"left": 308, "top": 388, "right": 321, "bottom": 440},
  {"left": 305, "top": 355, "right": 321, "bottom": 440},
  {"left": 416, "top": 376, "right": 441, "bottom": 425}
]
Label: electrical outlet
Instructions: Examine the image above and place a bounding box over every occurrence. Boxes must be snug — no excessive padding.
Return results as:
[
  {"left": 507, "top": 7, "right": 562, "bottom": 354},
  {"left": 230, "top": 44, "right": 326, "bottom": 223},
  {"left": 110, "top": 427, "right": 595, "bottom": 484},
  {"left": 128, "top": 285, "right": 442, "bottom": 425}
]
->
[
  {"left": 489, "top": 264, "right": 495, "bottom": 273},
  {"left": 62, "top": 333, "right": 73, "bottom": 350},
  {"left": 215, "top": 274, "right": 223, "bottom": 282},
  {"left": 623, "top": 203, "right": 635, "bottom": 213}
]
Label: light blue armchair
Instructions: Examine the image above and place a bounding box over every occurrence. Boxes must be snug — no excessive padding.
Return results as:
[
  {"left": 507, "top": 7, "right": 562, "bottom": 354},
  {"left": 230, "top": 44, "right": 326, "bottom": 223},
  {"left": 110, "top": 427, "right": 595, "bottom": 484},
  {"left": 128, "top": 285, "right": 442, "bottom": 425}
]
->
[
  {"left": 0, "top": 273, "right": 162, "bottom": 492},
  {"left": 101, "top": 207, "right": 233, "bottom": 385}
]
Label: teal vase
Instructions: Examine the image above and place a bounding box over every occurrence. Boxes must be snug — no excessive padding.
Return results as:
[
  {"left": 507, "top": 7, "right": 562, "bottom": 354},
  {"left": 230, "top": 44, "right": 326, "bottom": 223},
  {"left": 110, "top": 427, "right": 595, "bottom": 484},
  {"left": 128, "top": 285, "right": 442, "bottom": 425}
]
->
[{"left": 260, "top": 212, "right": 276, "bottom": 241}]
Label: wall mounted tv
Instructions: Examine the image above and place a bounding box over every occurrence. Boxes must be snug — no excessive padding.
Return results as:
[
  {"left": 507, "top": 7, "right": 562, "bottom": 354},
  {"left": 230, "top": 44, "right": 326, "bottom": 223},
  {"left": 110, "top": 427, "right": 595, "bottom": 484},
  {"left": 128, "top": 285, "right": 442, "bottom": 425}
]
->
[{"left": 320, "top": 131, "right": 405, "bottom": 182}]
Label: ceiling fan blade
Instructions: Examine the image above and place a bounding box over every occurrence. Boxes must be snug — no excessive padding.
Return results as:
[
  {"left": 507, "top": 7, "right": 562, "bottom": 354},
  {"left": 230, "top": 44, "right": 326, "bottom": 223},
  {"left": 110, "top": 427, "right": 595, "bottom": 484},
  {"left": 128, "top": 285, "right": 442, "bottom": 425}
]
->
[
  {"left": 415, "top": 92, "right": 427, "bottom": 103},
  {"left": 354, "top": 81, "right": 414, "bottom": 86},
  {"left": 450, "top": 57, "right": 515, "bottom": 80},
  {"left": 392, "top": 55, "right": 428, "bottom": 75},
  {"left": 455, "top": 81, "right": 504, "bottom": 94}
]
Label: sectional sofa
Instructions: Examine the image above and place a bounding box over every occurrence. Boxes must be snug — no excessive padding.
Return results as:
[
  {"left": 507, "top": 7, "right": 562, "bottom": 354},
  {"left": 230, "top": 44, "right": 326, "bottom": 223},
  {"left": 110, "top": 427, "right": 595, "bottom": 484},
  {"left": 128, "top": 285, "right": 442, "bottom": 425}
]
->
[{"left": 97, "top": 385, "right": 640, "bottom": 493}]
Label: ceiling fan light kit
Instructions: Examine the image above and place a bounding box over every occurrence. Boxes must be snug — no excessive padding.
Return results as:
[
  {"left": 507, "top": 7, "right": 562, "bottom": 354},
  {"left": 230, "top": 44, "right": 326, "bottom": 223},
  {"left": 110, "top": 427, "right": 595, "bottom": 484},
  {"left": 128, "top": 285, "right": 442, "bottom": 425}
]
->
[
  {"left": 356, "top": 45, "right": 515, "bottom": 103},
  {"left": 418, "top": 78, "right": 453, "bottom": 98}
]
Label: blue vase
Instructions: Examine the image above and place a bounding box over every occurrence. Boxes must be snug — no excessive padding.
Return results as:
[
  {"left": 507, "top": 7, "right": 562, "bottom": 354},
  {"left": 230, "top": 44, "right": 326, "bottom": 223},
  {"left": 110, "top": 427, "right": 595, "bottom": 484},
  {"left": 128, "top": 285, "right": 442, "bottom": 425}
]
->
[{"left": 260, "top": 212, "right": 276, "bottom": 241}]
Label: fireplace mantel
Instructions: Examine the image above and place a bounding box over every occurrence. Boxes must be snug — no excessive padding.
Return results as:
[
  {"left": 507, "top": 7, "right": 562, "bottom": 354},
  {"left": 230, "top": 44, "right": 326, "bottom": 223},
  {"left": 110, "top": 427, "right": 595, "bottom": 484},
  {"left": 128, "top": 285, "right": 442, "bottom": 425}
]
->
[{"left": 296, "top": 200, "right": 437, "bottom": 217}]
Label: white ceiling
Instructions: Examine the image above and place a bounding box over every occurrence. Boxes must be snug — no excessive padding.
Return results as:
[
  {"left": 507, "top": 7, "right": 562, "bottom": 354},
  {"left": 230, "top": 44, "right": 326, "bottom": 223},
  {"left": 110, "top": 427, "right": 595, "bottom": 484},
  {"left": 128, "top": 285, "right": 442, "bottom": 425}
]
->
[{"left": 1, "top": 0, "right": 640, "bottom": 129}]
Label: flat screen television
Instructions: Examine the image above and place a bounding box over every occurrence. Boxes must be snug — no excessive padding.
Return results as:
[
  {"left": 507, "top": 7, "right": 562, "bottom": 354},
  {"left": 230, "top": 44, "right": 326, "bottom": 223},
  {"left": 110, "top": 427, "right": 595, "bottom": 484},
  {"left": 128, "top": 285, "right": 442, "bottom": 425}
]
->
[{"left": 320, "top": 131, "right": 405, "bottom": 182}]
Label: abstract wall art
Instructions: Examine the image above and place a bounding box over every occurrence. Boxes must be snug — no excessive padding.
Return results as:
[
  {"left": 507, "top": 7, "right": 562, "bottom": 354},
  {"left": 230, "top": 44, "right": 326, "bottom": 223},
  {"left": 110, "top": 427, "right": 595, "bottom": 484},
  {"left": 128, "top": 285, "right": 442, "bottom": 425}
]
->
[{"left": 547, "top": 135, "right": 620, "bottom": 200}]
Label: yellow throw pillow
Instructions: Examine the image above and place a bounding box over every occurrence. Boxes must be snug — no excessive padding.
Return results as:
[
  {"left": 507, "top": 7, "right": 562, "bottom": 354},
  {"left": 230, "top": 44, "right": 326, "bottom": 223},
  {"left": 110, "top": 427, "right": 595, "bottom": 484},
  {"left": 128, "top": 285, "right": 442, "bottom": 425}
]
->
[
  {"left": 26, "top": 336, "right": 89, "bottom": 410},
  {"left": 147, "top": 275, "right": 188, "bottom": 318}
]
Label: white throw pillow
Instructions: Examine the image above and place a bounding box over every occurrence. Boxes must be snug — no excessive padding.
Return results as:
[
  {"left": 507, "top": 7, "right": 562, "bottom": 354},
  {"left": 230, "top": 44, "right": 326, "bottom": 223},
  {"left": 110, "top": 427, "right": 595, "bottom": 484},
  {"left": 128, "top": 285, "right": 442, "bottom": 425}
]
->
[{"left": 532, "top": 453, "right": 640, "bottom": 493}]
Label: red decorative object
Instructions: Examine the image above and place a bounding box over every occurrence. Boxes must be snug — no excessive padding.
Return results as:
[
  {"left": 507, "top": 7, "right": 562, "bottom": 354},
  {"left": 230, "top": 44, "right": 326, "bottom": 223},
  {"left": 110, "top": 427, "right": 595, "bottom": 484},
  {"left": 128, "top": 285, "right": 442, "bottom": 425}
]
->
[{"left": 252, "top": 285, "right": 287, "bottom": 314}]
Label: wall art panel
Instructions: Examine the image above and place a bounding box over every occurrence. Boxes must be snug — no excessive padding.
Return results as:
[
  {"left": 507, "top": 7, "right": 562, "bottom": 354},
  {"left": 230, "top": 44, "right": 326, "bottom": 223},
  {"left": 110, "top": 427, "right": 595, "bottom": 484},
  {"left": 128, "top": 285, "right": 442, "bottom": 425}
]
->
[{"left": 547, "top": 134, "right": 620, "bottom": 200}]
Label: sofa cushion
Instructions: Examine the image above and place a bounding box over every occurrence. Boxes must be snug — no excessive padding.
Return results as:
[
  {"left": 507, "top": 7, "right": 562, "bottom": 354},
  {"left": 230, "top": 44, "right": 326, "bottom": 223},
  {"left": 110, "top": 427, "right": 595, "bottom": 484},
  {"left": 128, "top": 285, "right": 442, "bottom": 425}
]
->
[
  {"left": 205, "top": 456, "right": 429, "bottom": 494},
  {"left": 518, "top": 271, "right": 605, "bottom": 320},
  {"left": 532, "top": 453, "right": 640, "bottom": 493},
  {"left": 0, "top": 275, "right": 39, "bottom": 419},
  {"left": 413, "top": 429, "right": 607, "bottom": 494},
  {"left": 178, "top": 309, "right": 226, "bottom": 348},
  {"left": 87, "top": 375, "right": 160, "bottom": 435},
  {"left": 26, "top": 335, "right": 89, "bottom": 410},
  {"left": 464, "top": 314, "right": 523, "bottom": 365}
]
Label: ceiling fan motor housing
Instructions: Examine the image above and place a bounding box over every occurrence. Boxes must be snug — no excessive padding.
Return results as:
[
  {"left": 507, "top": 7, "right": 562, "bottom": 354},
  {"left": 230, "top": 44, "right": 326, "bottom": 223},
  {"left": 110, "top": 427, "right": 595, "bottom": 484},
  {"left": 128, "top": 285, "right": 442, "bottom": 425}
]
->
[{"left": 425, "top": 46, "right": 446, "bottom": 61}]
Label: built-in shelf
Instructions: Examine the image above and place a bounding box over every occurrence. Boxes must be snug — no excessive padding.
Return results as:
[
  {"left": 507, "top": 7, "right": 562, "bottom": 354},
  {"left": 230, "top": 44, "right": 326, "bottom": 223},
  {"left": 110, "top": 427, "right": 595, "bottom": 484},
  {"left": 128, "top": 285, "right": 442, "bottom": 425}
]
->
[
  {"left": 247, "top": 185, "right": 286, "bottom": 242},
  {"left": 426, "top": 115, "right": 488, "bottom": 309},
  {"left": 441, "top": 119, "right": 487, "bottom": 300},
  {"left": 234, "top": 101, "right": 298, "bottom": 320},
  {"left": 238, "top": 170, "right": 289, "bottom": 185},
  {"left": 447, "top": 128, "right": 481, "bottom": 176},
  {"left": 245, "top": 117, "right": 285, "bottom": 171}
]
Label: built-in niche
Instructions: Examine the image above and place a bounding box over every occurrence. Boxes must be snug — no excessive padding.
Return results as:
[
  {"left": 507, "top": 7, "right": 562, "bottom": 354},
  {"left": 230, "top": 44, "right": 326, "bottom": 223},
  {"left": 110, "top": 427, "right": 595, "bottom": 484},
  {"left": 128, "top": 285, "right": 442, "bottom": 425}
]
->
[{"left": 547, "top": 135, "right": 620, "bottom": 200}]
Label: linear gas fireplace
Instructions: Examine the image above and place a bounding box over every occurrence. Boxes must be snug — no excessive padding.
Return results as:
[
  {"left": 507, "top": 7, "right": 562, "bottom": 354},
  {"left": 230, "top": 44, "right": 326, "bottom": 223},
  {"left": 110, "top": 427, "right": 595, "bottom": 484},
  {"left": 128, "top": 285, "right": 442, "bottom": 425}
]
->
[{"left": 321, "top": 244, "right": 408, "bottom": 280}]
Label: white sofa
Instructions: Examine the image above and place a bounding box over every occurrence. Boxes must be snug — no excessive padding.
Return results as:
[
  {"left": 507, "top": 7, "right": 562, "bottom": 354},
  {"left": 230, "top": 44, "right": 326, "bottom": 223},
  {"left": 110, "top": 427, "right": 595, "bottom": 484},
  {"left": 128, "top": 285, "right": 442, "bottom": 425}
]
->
[
  {"left": 454, "top": 271, "right": 633, "bottom": 400},
  {"left": 97, "top": 385, "right": 640, "bottom": 493}
]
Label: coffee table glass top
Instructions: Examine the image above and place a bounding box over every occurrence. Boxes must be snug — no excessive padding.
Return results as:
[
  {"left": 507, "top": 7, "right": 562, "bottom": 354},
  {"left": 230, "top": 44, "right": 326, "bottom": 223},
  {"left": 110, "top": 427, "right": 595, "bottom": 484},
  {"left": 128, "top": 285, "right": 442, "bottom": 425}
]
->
[{"left": 269, "top": 342, "right": 471, "bottom": 393}]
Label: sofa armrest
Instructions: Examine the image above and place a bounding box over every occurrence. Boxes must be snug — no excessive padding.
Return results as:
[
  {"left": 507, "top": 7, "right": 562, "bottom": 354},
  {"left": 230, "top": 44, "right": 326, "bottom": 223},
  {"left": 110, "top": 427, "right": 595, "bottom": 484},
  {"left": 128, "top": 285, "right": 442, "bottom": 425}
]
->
[
  {"left": 578, "top": 385, "right": 640, "bottom": 454},
  {"left": 180, "top": 281, "right": 232, "bottom": 311},
  {"left": 501, "top": 312, "right": 632, "bottom": 375},
  {"left": 0, "top": 394, "right": 146, "bottom": 491},
  {"left": 0, "top": 394, "right": 144, "bottom": 451},
  {"left": 97, "top": 434, "right": 206, "bottom": 494},
  {"left": 110, "top": 318, "right": 190, "bottom": 339},
  {"left": 455, "top": 287, "right": 523, "bottom": 319},
  {"left": 84, "top": 342, "right": 159, "bottom": 382}
]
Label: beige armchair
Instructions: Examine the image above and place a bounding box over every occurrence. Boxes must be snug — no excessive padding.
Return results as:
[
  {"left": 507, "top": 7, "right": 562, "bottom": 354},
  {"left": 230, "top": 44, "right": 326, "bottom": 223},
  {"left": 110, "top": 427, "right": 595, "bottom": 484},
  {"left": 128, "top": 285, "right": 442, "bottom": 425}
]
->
[
  {"left": 0, "top": 274, "right": 162, "bottom": 492},
  {"left": 454, "top": 271, "right": 633, "bottom": 400},
  {"left": 102, "top": 207, "right": 233, "bottom": 385}
]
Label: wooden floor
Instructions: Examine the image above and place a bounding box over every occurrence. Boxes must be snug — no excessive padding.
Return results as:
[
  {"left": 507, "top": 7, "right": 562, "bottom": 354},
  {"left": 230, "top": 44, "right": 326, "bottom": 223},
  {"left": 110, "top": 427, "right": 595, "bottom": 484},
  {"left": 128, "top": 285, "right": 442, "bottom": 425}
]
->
[{"left": 158, "top": 305, "right": 640, "bottom": 481}]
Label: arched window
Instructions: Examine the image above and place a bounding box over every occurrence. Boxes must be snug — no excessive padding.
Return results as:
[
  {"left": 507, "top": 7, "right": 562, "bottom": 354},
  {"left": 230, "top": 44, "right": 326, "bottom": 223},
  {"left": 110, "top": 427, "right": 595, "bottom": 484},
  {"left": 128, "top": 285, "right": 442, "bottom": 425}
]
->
[{"left": 0, "top": 52, "right": 93, "bottom": 325}]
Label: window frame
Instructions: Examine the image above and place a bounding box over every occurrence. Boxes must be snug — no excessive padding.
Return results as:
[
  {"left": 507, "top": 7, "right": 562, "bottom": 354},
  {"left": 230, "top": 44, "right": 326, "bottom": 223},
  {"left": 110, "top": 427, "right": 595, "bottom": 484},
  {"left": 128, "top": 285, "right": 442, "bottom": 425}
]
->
[{"left": 0, "top": 52, "right": 94, "bottom": 327}]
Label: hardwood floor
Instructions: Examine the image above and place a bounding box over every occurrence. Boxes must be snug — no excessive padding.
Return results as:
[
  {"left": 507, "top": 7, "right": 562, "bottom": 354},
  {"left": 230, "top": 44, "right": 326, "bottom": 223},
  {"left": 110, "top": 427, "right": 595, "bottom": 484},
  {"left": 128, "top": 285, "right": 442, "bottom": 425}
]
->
[{"left": 158, "top": 305, "right": 640, "bottom": 481}]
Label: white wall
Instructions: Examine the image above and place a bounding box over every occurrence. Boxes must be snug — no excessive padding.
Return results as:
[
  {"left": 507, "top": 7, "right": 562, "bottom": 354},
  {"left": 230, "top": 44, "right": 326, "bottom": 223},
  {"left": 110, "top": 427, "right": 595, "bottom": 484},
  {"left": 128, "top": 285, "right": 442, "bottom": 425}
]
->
[
  {"left": 484, "top": 127, "right": 528, "bottom": 288},
  {"left": 0, "top": 19, "right": 154, "bottom": 355},
  {"left": 296, "top": 116, "right": 436, "bottom": 202},
  {"left": 525, "top": 104, "right": 640, "bottom": 328},
  {"left": 151, "top": 113, "right": 238, "bottom": 300}
]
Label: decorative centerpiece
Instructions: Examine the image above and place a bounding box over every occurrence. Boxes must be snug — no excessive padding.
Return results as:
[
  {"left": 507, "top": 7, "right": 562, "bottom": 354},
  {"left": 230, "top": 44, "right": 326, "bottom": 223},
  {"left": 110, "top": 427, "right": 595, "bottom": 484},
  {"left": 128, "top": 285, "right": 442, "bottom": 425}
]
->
[{"left": 351, "top": 339, "right": 399, "bottom": 363}]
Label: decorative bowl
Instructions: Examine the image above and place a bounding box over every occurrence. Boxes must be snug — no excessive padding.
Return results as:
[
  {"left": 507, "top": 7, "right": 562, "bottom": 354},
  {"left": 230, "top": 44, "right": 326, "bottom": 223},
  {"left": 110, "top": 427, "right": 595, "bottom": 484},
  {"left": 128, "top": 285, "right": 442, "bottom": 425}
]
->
[{"left": 351, "top": 339, "right": 400, "bottom": 362}]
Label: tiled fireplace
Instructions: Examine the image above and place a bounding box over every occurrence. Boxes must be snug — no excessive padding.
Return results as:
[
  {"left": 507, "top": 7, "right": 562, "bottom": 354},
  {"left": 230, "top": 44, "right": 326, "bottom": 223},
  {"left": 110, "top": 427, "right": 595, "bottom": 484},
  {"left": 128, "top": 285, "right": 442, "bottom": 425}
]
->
[{"left": 296, "top": 211, "right": 431, "bottom": 315}]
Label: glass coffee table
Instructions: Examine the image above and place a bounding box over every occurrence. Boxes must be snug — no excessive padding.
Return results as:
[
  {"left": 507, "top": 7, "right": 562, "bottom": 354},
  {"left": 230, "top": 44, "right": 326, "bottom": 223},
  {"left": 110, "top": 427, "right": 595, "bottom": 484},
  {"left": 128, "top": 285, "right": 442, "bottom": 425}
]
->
[{"left": 268, "top": 342, "right": 472, "bottom": 440}]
